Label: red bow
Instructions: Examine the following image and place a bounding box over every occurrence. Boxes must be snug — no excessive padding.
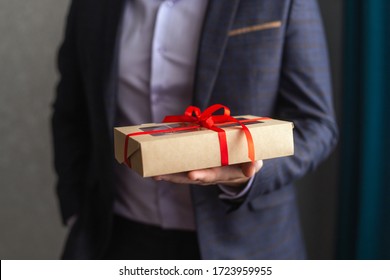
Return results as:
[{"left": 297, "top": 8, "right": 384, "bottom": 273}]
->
[{"left": 163, "top": 104, "right": 255, "bottom": 166}]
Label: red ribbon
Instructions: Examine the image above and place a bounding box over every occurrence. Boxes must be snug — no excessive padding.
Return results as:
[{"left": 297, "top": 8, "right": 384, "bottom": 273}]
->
[
  {"left": 163, "top": 104, "right": 254, "bottom": 166},
  {"left": 124, "top": 104, "right": 269, "bottom": 168}
]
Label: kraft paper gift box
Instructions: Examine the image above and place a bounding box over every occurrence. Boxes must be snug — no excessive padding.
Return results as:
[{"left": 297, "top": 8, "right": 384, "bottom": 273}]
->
[{"left": 114, "top": 115, "right": 294, "bottom": 177}]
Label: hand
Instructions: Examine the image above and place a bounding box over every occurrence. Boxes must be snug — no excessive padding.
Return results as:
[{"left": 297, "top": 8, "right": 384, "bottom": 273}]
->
[{"left": 153, "top": 160, "right": 263, "bottom": 187}]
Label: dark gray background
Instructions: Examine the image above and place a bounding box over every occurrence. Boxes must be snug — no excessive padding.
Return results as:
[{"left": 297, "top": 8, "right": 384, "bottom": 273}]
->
[{"left": 0, "top": 0, "right": 342, "bottom": 259}]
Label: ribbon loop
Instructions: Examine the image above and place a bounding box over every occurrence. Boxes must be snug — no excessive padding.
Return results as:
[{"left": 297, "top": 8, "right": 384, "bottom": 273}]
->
[{"left": 184, "top": 106, "right": 201, "bottom": 118}]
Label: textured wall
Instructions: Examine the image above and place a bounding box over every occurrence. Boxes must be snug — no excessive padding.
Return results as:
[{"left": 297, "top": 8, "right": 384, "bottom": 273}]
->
[
  {"left": 0, "top": 0, "right": 69, "bottom": 259},
  {"left": 0, "top": 0, "right": 342, "bottom": 259}
]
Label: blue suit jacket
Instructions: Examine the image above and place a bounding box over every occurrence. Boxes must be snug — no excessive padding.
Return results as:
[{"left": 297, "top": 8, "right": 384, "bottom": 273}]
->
[{"left": 52, "top": 0, "right": 338, "bottom": 259}]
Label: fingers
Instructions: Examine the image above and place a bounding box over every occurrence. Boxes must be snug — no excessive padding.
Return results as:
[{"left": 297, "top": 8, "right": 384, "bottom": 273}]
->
[
  {"left": 241, "top": 162, "right": 255, "bottom": 177},
  {"left": 153, "top": 160, "right": 263, "bottom": 187},
  {"left": 153, "top": 173, "right": 195, "bottom": 185},
  {"left": 188, "top": 167, "right": 222, "bottom": 182},
  {"left": 188, "top": 165, "right": 244, "bottom": 183}
]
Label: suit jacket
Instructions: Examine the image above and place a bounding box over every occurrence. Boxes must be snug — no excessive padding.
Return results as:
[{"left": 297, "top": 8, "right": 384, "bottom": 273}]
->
[{"left": 52, "top": 0, "right": 338, "bottom": 259}]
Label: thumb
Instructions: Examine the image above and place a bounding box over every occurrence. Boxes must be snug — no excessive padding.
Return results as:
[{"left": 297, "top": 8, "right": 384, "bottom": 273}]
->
[{"left": 241, "top": 160, "right": 263, "bottom": 177}]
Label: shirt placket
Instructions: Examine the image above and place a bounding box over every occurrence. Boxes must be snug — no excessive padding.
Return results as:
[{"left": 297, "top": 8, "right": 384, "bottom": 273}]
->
[{"left": 151, "top": 1, "right": 174, "bottom": 229}]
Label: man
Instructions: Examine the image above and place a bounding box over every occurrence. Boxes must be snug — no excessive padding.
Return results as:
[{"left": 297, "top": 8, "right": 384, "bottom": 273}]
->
[{"left": 52, "top": 0, "right": 338, "bottom": 259}]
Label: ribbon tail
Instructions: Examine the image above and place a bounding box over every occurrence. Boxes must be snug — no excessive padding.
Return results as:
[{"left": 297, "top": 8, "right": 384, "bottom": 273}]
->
[
  {"left": 225, "top": 117, "right": 256, "bottom": 163},
  {"left": 242, "top": 126, "right": 255, "bottom": 162},
  {"left": 209, "top": 126, "right": 229, "bottom": 166},
  {"left": 217, "top": 130, "right": 229, "bottom": 166},
  {"left": 124, "top": 134, "right": 132, "bottom": 167}
]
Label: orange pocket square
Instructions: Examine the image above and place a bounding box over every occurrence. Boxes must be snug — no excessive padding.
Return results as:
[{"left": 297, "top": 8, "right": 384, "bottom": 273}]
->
[{"left": 228, "top": 21, "right": 282, "bottom": 36}]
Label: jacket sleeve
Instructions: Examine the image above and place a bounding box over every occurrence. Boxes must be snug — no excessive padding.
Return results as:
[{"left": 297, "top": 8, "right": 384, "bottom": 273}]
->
[
  {"left": 51, "top": 1, "right": 90, "bottom": 224},
  {"left": 248, "top": 0, "right": 338, "bottom": 199}
]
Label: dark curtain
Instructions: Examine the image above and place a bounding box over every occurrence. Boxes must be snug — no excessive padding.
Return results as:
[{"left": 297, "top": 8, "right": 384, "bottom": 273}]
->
[{"left": 338, "top": 0, "right": 390, "bottom": 259}]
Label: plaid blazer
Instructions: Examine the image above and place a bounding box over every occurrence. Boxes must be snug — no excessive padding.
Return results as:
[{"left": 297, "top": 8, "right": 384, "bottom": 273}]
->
[{"left": 53, "top": 0, "right": 338, "bottom": 259}]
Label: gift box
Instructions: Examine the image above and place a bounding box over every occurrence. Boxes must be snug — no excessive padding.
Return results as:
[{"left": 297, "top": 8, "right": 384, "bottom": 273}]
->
[{"left": 114, "top": 105, "right": 294, "bottom": 177}]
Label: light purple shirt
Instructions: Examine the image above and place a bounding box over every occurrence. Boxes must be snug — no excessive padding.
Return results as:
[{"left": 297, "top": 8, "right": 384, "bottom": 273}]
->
[
  {"left": 113, "top": 0, "right": 208, "bottom": 231},
  {"left": 113, "top": 0, "right": 253, "bottom": 231}
]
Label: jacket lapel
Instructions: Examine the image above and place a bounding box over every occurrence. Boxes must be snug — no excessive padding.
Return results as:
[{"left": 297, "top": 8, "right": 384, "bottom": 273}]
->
[{"left": 193, "top": 0, "right": 240, "bottom": 110}]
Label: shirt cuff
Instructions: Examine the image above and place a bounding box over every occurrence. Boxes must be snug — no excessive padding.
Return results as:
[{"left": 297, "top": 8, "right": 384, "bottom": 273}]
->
[{"left": 218, "top": 175, "right": 255, "bottom": 200}]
